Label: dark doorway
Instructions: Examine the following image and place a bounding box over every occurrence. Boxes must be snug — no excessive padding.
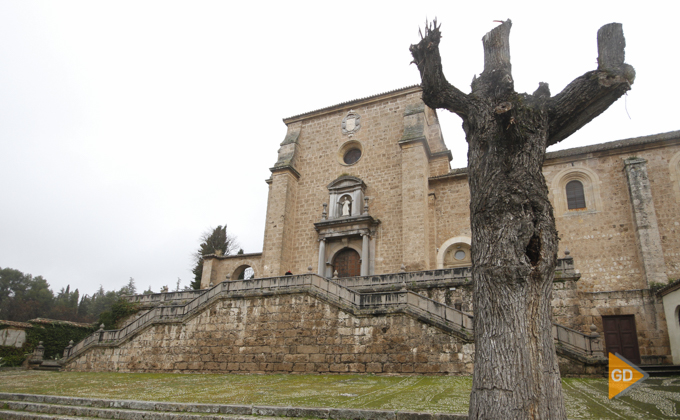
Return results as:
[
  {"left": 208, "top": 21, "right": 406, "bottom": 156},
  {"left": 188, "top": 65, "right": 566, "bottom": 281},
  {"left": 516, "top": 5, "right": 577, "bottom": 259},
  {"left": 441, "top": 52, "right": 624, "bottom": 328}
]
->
[
  {"left": 333, "top": 248, "right": 361, "bottom": 278},
  {"left": 602, "top": 315, "right": 641, "bottom": 365}
]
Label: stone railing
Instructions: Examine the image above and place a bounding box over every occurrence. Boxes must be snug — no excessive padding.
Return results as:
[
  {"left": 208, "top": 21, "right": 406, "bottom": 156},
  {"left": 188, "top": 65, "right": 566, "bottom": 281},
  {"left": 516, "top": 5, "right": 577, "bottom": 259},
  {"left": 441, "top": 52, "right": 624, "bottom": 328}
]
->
[
  {"left": 67, "top": 270, "right": 597, "bottom": 364},
  {"left": 122, "top": 290, "right": 205, "bottom": 306},
  {"left": 335, "top": 267, "right": 471, "bottom": 290},
  {"left": 332, "top": 257, "right": 576, "bottom": 290},
  {"left": 553, "top": 323, "right": 605, "bottom": 361},
  {"left": 121, "top": 257, "right": 576, "bottom": 306}
]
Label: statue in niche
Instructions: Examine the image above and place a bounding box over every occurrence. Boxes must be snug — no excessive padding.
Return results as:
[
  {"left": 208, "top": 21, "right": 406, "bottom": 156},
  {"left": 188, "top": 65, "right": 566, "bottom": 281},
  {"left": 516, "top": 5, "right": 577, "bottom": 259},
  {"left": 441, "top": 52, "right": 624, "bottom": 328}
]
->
[{"left": 341, "top": 197, "right": 351, "bottom": 216}]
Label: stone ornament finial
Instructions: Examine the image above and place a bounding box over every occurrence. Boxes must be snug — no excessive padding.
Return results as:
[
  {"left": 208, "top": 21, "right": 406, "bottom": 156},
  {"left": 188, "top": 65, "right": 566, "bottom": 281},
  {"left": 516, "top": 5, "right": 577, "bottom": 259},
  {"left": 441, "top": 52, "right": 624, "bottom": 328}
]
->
[
  {"left": 400, "top": 264, "right": 406, "bottom": 273},
  {"left": 308, "top": 266, "right": 313, "bottom": 273},
  {"left": 333, "top": 270, "right": 339, "bottom": 279},
  {"left": 63, "top": 340, "right": 74, "bottom": 358},
  {"left": 99, "top": 324, "right": 105, "bottom": 331},
  {"left": 564, "top": 247, "right": 571, "bottom": 256},
  {"left": 322, "top": 203, "right": 328, "bottom": 220},
  {"left": 31, "top": 341, "right": 45, "bottom": 363}
]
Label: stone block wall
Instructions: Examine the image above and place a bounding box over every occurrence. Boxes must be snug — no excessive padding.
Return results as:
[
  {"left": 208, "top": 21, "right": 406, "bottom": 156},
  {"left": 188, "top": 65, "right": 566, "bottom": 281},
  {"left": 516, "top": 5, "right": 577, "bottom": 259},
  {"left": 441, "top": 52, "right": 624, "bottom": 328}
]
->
[
  {"left": 432, "top": 135, "right": 680, "bottom": 294},
  {"left": 578, "top": 289, "right": 670, "bottom": 364},
  {"left": 397, "top": 278, "right": 581, "bottom": 332},
  {"left": 648, "top": 148, "right": 680, "bottom": 281},
  {"left": 430, "top": 174, "right": 472, "bottom": 267},
  {"left": 202, "top": 253, "right": 263, "bottom": 288},
  {"left": 285, "top": 93, "right": 418, "bottom": 275},
  {"left": 255, "top": 86, "right": 453, "bottom": 277},
  {"left": 66, "top": 293, "right": 474, "bottom": 375}
]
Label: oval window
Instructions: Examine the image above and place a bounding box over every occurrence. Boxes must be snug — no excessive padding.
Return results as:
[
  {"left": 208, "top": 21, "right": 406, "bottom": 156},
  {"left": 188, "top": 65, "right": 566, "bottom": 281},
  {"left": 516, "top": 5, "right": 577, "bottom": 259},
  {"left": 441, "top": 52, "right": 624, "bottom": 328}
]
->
[
  {"left": 343, "top": 148, "right": 362, "bottom": 165},
  {"left": 454, "top": 250, "right": 466, "bottom": 260}
]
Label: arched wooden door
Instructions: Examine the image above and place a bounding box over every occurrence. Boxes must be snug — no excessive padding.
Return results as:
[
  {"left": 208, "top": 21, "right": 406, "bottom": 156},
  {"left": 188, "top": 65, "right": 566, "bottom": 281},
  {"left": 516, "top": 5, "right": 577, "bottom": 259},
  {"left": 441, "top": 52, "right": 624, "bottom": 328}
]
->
[{"left": 333, "top": 248, "right": 361, "bottom": 278}]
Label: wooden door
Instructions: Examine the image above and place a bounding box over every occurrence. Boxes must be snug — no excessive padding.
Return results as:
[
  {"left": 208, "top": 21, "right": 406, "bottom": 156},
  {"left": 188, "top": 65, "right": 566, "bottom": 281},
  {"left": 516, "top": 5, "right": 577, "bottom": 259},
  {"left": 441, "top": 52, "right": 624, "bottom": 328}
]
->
[
  {"left": 333, "top": 248, "right": 361, "bottom": 278},
  {"left": 602, "top": 315, "right": 641, "bottom": 365}
]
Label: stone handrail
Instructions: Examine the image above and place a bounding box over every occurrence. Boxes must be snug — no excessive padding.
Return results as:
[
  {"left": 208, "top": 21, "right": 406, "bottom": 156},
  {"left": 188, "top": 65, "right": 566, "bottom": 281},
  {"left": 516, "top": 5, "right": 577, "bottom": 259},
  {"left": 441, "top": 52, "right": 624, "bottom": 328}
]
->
[
  {"left": 122, "top": 290, "right": 205, "bottom": 305},
  {"left": 121, "top": 257, "right": 576, "bottom": 304},
  {"left": 552, "top": 323, "right": 605, "bottom": 359},
  {"left": 66, "top": 272, "right": 597, "bottom": 364},
  {"left": 334, "top": 267, "right": 472, "bottom": 289}
]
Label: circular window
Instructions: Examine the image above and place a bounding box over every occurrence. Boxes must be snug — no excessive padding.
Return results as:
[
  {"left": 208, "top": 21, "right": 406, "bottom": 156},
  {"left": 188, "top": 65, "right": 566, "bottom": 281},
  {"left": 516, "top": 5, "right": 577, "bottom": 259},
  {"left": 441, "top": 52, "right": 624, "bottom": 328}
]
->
[
  {"left": 454, "top": 250, "right": 466, "bottom": 260},
  {"left": 344, "top": 148, "right": 362, "bottom": 165},
  {"left": 337, "top": 140, "right": 363, "bottom": 166}
]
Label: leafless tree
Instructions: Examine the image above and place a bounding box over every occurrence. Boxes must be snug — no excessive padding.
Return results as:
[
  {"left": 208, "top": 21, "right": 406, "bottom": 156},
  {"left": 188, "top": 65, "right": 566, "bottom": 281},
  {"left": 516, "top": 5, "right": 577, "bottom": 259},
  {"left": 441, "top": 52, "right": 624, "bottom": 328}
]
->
[{"left": 410, "top": 20, "right": 634, "bottom": 419}]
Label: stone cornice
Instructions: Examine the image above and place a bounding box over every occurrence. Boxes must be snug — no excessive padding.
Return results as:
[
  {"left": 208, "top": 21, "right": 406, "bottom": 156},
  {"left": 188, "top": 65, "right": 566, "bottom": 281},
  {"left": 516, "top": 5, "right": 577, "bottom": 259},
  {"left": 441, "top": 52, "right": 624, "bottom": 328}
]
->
[
  {"left": 398, "top": 136, "right": 453, "bottom": 163},
  {"left": 203, "top": 252, "right": 263, "bottom": 261},
  {"left": 545, "top": 130, "right": 680, "bottom": 163},
  {"left": 283, "top": 86, "right": 422, "bottom": 124},
  {"left": 656, "top": 278, "right": 680, "bottom": 297},
  {"left": 428, "top": 130, "right": 680, "bottom": 183},
  {"left": 269, "top": 165, "right": 301, "bottom": 180},
  {"left": 314, "top": 215, "right": 380, "bottom": 235}
]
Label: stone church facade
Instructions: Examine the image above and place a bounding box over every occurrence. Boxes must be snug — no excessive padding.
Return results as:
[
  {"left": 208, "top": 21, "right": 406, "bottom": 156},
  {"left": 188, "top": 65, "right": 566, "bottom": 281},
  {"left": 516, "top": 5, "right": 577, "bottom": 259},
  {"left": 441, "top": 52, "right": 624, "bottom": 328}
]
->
[{"left": 65, "top": 86, "right": 680, "bottom": 374}]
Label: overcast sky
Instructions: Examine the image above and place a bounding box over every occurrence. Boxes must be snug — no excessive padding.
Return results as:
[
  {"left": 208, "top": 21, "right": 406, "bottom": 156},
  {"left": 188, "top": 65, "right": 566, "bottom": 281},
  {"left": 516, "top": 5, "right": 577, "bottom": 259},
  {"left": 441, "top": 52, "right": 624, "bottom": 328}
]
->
[{"left": 1, "top": 1, "right": 677, "bottom": 297}]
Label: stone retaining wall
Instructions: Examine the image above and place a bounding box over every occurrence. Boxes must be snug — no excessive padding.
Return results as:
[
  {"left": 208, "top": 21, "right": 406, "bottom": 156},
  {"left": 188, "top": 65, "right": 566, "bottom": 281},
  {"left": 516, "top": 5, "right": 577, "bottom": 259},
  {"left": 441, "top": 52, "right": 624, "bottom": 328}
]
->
[{"left": 66, "top": 293, "right": 474, "bottom": 375}]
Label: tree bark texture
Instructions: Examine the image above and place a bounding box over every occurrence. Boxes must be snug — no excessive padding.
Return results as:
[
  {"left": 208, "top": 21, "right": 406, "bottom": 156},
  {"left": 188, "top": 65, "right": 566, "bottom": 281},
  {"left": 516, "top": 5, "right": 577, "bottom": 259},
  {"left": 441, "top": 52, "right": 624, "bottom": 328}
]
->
[{"left": 410, "top": 20, "right": 634, "bottom": 420}]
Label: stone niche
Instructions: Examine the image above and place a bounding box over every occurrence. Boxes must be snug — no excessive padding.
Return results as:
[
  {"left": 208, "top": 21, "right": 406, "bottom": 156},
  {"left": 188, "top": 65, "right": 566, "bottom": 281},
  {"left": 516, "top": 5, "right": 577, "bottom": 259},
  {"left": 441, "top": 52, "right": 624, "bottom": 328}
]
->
[{"left": 326, "top": 176, "right": 366, "bottom": 219}]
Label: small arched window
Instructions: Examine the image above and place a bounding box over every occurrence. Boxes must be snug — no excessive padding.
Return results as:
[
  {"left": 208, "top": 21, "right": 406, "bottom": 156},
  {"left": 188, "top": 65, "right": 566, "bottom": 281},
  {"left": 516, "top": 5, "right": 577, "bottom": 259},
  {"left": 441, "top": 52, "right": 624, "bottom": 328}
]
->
[{"left": 566, "top": 180, "right": 586, "bottom": 210}]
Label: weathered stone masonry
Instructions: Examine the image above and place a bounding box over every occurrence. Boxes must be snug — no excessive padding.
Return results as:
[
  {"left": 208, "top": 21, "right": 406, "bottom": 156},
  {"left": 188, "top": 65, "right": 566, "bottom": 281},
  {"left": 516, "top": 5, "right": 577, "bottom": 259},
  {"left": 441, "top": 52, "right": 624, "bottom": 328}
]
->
[{"left": 66, "top": 86, "right": 680, "bottom": 373}]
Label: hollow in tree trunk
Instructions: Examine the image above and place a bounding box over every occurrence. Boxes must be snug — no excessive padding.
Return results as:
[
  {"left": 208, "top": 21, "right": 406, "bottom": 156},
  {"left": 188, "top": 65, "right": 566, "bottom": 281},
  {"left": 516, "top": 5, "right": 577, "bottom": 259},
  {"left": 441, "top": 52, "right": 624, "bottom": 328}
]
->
[{"left": 410, "top": 20, "right": 634, "bottom": 419}]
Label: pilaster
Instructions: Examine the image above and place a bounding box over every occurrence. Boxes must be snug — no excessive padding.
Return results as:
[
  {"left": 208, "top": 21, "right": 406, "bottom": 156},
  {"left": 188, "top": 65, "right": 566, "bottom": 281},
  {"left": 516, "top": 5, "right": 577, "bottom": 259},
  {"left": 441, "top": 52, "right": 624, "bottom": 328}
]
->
[
  {"left": 399, "top": 106, "right": 431, "bottom": 270},
  {"left": 200, "top": 257, "right": 215, "bottom": 289},
  {"left": 623, "top": 157, "right": 668, "bottom": 286},
  {"left": 262, "top": 169, "right": 299, "bottom": 277}
]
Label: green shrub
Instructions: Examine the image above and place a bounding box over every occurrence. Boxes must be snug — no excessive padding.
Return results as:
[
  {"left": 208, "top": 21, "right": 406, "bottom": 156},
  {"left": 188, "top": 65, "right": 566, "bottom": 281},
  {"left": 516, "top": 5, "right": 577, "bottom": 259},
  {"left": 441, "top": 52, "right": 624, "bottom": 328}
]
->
[
  {"left": 97, "top": 298, "right": 139, "bottom": 330},
  {"left": 0, "top": 320, "right": 95, "bottom": 366}
]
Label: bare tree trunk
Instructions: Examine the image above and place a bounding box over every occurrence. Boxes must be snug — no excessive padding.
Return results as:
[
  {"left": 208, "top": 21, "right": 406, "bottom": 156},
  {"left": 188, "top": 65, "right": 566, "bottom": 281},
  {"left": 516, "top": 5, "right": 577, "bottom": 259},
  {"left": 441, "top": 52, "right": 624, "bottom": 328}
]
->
[{"left": 410, "top": 20, "right": 634, "bottom": 419}]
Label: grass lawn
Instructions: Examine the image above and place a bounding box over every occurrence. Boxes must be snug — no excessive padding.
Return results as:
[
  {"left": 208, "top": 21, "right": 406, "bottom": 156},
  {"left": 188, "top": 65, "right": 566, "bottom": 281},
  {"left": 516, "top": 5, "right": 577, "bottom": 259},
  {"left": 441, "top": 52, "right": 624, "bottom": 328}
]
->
[{"left": 1, "top": 370, "right": 679, "bottom": 419}]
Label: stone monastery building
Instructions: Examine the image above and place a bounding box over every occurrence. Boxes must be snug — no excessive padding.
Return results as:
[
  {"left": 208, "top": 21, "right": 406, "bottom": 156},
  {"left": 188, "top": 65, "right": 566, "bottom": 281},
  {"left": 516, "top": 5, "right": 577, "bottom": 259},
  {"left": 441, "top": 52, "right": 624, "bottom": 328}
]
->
[{"left": 65, "top": 86, "right": 680, "bottom": 375}]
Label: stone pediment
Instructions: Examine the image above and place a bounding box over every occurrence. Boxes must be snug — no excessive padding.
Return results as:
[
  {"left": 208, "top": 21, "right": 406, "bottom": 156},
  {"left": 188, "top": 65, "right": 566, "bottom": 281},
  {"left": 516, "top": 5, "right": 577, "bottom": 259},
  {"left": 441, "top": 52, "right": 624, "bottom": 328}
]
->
[
  {"left": 327, "top": 176, "right": 366, "bottom": 192},
  {"left": 314, "top": 214, "right": 380, "bottom": 239}
]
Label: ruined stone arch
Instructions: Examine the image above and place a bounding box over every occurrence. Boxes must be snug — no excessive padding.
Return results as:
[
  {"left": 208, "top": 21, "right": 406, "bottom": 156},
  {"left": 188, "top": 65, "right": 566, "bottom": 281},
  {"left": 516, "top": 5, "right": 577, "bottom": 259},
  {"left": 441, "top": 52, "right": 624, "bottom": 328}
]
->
[
  {"left": 437, "top": 236, "right": 472, "bottom": 269},
  {"left": 550, "top": 166, "right": 603, "bottom": 216}
]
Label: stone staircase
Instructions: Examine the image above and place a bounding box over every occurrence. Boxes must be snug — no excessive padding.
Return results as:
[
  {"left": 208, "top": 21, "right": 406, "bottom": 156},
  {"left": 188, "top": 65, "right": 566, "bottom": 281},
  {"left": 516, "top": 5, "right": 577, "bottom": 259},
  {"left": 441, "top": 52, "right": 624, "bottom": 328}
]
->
[
  {"left": 641, "top": 364, "right": 680, "bottom": 377},
  {"left": 0, "top": 393, "right": 466, "bottom": 420},
  {"left": 65, "top": 272, "right": 604, "bottom": 368}
]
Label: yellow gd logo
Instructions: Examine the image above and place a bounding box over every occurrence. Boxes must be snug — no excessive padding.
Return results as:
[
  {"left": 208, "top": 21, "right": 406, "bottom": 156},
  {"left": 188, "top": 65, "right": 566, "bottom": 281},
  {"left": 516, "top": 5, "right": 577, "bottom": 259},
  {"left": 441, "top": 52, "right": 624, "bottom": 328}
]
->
[{"left": 608, "top": 352, "right": 648, "bottom": 399}]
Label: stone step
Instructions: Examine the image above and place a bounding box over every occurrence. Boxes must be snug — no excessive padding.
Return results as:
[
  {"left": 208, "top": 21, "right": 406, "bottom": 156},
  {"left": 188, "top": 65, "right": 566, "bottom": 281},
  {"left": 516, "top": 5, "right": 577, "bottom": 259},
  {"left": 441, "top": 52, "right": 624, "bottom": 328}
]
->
[
  {"left": 0, "top": 393, "right": 468, "bottom": 420},
  {"left": 642, "top": 365, "right": 680, "bottom": 376},
  {"left": 1, "top": 400, "right": 277, "bottom": 420},
  {"left": 0, "top": 409, "right": 98, "bottom": 420}
]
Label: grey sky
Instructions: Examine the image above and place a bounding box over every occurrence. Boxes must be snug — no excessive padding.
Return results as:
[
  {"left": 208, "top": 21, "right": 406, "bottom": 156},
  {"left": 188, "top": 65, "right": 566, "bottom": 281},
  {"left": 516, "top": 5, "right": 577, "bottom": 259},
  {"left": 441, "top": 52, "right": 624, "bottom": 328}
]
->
[{"left": 1, "top": 1, "right": 677, "bottom": 297}]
